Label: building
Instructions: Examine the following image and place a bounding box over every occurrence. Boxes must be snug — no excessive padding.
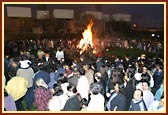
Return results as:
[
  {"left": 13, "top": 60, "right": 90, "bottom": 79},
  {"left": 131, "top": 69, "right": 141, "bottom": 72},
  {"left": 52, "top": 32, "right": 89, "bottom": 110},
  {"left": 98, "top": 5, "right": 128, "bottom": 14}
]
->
[
  {"left": 111, "top": 13, "right": 131, "bottom": 22},
  {"left": 4, "top": 5, "right": 132, "bottom": 40}
]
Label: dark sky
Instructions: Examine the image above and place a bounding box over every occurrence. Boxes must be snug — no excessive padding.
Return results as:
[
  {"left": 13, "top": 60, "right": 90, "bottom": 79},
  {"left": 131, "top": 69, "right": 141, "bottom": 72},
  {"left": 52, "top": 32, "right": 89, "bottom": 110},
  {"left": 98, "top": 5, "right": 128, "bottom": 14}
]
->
[{"left": 4, "top": 4, "right": 164, "bottom": 28}]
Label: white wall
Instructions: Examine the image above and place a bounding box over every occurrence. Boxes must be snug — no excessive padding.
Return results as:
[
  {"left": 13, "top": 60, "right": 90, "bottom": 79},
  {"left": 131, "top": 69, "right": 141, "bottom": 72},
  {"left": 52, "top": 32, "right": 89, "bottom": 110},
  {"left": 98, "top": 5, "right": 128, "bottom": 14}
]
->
[
  {"left": 111, "top": 14, "right": 131, "bottom": 22},
  {"left": 53, "top": 9, "right": 74, "bottom": 19},
  {"left": 82, "top": 11, "right": 102, "bottom": 20},
  {"left": 7, "top": 6, "right": 31, "bottom": 17}
]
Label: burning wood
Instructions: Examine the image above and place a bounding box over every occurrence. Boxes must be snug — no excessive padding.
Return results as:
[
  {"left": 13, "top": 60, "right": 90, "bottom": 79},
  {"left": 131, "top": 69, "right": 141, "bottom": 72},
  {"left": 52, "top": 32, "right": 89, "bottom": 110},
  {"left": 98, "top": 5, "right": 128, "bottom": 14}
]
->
[{"left": 77, "top": 20, "right": 94, "bottom": 54}]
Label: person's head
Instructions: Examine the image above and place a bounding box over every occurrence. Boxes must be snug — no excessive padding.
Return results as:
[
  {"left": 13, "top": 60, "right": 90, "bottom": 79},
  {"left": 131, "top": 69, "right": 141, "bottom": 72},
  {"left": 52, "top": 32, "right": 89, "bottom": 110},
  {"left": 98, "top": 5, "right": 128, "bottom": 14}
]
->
[
  {"left": 138, "top": 67, "right": 143, "bottom": 73},
  {"left": 81, "top": 98, "right": 88, "bottom": 107},
  {"left": 35, "top": 78, "right": 48, "bottom": 89},
  {"left": 96, "top": 57, "right": 102, "bottom": 62},
  {"left": 83, "top": 63, "right": 90, "bottom": 70},
  {"left": 114, "top": 82, "right": 120, "bottom": 93},
  {"left": 64, "top": 64, "right": 70, "bottom": 70},
  {"left": 67, "top": 84, "right": 77, "bottom": 97},
  {"left": 38, "top": 49, "right": 42, "bottom": 51},
  {"left": 125, "top": 54, "right": 130, "bottom": 60},
  {"left": 80, "top": 56, "right": 84, "bottom": 62},
  {"left": 142, "top": 80, "right": 150, "bottom": 91},
  {"left": 143, "top": 67, "right": 148, "bottom": 73},
  {"left": 79, "top": 67, "right": 85, "bottom": 75},
  {"left": 58, "top": 47, "right": 62, "bottom": 51},
  {"left": 60, "top": 58, "right": 65, "bottom": 63},
  {"left": 10, "top": 59, "right": 18, "bottom": 68},
  {"left": 156, "top": 63, "right": 163, "bottom": 70},
  {"left": 52, "top": 83, "right": 63, "bottom": 96},
  {"left": 133, "top": 89, "right": 143, "bottom": 101},
  {"left": 72, "top": 66, "right": 79, "bottom": 73},
  {"left": 72, "top": 60, "right": 78, "bottom": 66},
  {"left": 123, "top": 73, "right": 129, "bottom": 82},
  {"left": 94, "top": 72, "right": 102, "bottom": 81},
  {"left": 38, "top": 62, "right": 44, "bottom": 70},
  {"left": 57, "top": 74, "right": 67, "bottom": 84},
  {"left": 141, "top": 54, "right": 146, "bottom": 59},
  {"left": 90, "top": 83, "right": 101, "bottom": 95}
]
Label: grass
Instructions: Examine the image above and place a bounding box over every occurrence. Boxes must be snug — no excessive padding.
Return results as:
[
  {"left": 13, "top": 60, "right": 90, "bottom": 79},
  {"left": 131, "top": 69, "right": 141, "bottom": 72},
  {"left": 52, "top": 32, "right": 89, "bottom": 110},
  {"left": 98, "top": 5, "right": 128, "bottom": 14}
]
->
[
  {"left": 103, "top": 47, "right": 157, "bottom": 61},
  {"left": 22, "top": 98, "right": 36, "bottom": 111}
]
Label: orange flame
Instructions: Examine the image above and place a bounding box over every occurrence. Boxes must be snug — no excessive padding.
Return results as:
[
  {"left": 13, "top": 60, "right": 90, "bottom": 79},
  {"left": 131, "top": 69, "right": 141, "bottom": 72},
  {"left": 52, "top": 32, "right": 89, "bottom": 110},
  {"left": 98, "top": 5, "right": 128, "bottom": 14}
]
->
[{"left": 78, "top": 20, "right": 94, "bottom": 54}]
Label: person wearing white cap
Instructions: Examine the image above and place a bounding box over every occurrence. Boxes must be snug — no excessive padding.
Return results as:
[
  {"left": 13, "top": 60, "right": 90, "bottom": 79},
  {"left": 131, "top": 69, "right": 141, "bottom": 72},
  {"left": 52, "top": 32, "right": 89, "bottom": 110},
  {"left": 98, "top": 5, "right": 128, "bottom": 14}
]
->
[
  {"left": 17, "top": 59, "right": 34, "bottom": 88},
  {"left": 34, "top": 78, "right": 52, "bottom": 111}
]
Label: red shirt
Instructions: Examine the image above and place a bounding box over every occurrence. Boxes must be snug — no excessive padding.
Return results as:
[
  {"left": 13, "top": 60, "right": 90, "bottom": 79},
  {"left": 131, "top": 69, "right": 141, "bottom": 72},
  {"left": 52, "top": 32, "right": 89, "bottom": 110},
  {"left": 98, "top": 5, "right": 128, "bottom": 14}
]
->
[{"left": 34, "top": 87, "right": 52, "bottom": 111}]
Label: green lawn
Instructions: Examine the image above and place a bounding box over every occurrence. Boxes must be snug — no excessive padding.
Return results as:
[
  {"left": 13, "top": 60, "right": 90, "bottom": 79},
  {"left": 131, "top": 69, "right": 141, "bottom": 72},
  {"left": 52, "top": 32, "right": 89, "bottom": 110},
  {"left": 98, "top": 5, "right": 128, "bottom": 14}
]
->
[
  {"left": 22, "top": 98, "right": 36, "bottom": 111},
  {"left": 103, "top": 47, "right": 156, "bottom": 61}
]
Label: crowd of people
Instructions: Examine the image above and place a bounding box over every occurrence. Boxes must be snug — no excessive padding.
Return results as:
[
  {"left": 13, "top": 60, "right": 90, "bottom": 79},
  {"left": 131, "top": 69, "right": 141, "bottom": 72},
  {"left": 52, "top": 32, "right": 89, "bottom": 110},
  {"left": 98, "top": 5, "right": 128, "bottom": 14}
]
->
[
  {"left": 4, "top": 36, "right": 163, "bottom": 59},
  {"left": 4, "top": 38, "right": 164, "bottom": 112}
]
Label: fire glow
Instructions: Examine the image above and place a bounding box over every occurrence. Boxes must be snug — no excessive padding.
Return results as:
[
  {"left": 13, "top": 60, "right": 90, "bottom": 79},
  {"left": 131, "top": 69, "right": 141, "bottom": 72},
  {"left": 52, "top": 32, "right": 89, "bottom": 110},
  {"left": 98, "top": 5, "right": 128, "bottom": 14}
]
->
[{"left": 77, "top": 20, "right": 94, "bottom": 54}]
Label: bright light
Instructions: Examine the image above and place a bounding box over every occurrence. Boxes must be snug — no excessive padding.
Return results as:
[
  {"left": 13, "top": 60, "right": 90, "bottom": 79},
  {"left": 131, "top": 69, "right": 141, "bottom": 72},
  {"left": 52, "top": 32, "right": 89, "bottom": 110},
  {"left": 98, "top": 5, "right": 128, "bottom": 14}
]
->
[
  {"left": 151, "top": 34, "right": 155, "bottom": 37},
  {"left": 133, "top": 24, "right": 137, "bottom": 27}
]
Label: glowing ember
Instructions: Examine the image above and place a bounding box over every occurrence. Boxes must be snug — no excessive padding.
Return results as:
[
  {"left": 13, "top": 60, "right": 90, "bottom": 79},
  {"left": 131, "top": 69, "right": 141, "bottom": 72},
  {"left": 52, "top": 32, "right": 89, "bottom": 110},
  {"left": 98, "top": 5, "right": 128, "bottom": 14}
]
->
[{"left": 77, "top": 20, "right": 94, "bottom": 54}]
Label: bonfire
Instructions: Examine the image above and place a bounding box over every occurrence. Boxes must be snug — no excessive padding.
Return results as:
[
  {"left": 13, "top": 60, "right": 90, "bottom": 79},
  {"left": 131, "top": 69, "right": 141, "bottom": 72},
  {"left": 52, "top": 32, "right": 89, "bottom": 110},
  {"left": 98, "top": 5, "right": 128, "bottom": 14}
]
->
[{"left": 77, "top": 20, "right": 94, "bottom": 55}]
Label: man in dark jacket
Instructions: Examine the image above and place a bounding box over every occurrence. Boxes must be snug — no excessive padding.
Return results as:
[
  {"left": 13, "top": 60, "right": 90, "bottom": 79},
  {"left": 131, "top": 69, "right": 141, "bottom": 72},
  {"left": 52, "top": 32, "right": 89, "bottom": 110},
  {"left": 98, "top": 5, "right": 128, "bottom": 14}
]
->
[
  {"left": 129, "top": 89, "right": 147, "bottom": 111},
  {"left": 123, "top": 73, "right": 134, "bottom": 110},
  {"left": 152, "top": 63, "right": 164, "bottom": 94},
  {"left": 106, "top": 82, "right": 127, "bottom": 111},
  {"left": 94, "top": 72, "right": 105, "bottom": 96},
  {"left": 62, "top": 85, "right": 82, "bottom": 111}
]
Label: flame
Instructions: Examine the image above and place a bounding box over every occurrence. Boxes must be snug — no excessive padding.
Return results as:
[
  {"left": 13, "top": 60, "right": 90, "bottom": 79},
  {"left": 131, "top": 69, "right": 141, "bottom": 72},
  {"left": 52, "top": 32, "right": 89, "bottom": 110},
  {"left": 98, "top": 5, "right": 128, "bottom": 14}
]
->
[{"left": 78, "top": 20, "right": 94, "bottom": 54}]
